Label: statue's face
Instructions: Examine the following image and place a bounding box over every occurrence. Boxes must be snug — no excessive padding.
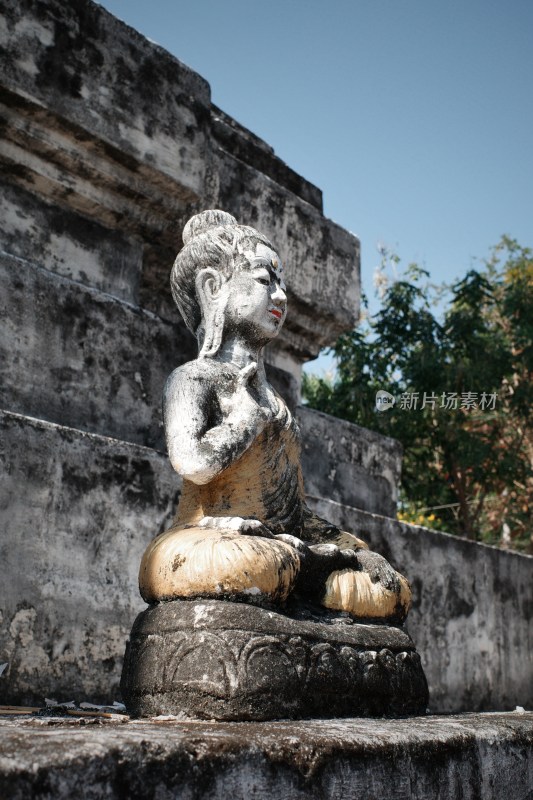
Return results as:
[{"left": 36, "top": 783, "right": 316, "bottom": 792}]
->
[{"left": 224, "top": 242, "right": 287, "bottom": 342}]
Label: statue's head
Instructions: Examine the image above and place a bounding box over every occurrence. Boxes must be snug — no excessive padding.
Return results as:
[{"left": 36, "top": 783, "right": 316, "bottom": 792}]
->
[{"left": 171, "top": 210, "right": 287, "bottom": 357}]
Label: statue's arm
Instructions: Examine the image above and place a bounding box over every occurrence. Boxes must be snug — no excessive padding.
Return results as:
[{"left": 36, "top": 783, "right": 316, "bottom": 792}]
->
[{"left": 163, "top": 365, "right": 265, "bottom": 485}]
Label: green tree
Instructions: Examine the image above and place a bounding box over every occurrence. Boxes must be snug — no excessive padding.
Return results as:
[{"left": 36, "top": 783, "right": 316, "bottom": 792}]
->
[{"left": 303, "top": 238, "right": 533, "bottom": 551}]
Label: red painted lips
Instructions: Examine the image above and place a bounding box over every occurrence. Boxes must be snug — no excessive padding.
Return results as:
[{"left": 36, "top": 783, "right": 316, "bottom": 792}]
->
[{"left": 269, "top": 308, "right": 283, "bottom": 319}]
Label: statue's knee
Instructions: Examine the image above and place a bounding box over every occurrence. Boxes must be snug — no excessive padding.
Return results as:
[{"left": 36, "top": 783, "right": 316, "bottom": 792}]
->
[
  {"left": 322, "top": 568, "right": 411, "bottom": 622},
  {"left": 139, "top": 525, "right": 300, "bottom": 604}
]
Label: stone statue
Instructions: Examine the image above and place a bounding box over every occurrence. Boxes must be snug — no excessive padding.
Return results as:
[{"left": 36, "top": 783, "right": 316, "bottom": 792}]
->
[
  {"left": 139, "top": 209, "right": 410, "bottom": 620},
  {"left": 121, "top": 210, "right": 428, "bottom": 720}
]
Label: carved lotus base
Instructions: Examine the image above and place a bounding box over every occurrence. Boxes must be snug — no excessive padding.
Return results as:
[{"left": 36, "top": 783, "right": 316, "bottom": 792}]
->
[{"left": 121, "top": 599, "right": 428, "bottom": 720}]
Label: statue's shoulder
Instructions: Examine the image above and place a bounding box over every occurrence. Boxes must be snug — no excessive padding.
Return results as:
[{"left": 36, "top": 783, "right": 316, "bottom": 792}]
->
[{"left": 164, "top": 358, "right": 236, "bottom": 397}]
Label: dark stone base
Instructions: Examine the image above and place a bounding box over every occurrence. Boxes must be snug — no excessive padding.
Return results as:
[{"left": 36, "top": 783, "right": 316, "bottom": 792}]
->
[{"left": 121, "top": 599, "right": 429, "bottom": 720}]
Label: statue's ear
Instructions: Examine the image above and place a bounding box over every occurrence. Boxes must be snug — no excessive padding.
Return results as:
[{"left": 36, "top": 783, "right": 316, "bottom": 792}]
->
[
  {"left": 196, "top": 268, "right": 223, "bottom": 306},
  {"left": 195, "top": 268, "right": 226, "bottom": 358}
]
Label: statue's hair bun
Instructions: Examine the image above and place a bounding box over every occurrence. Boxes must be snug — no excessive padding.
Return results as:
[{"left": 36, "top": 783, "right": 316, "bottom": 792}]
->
[{"left": 182, "top": 209, "right": 237, "bottom": 246}]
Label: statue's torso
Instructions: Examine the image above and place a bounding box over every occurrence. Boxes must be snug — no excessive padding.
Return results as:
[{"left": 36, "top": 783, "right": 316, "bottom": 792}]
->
[{"left": 176, "top": 399, "right": 307, "bottom": 537}]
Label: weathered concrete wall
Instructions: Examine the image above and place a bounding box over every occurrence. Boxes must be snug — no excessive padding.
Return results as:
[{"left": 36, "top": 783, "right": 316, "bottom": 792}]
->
[
  {"left": 0, "top": 252, "right": 196, "bottom": 450},
  {"left": 0, "top": 180, "right": 144, "bottom": 303},
  {"left": 0, "top": 0, "right": 211, "bottom": 205},
  {"left": 308, "top": 497, "right": 533, "bottom": 713},
  {"left": 0, "top": 0, "right": 360, "bottom": 371},
  {"left": 298, "top": 407, "right": 402, "bottom": 518},
  {"left": 1, "top": 713, "right": 533, "bottom": 800},
  {"left": 0, "top": 410, "right": 177, "bottom": 705}
]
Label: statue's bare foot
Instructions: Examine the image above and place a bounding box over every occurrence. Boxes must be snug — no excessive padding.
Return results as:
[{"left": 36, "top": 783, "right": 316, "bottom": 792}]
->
[
  {"left": 346, "top": 548, "right": 401, "bottom": 593},
  {"left": 238, "top": 518, "right": 275, "bottom": 538}
]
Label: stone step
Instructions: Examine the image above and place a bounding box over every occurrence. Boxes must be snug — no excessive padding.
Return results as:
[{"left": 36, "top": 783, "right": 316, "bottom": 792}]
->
[
  {"left": 0, "top": 408, "right": 179, "bottom": 705},
  {"left": 0, "top": 251, "right": 196, "bottom": 449},
  {"left": 0, "top": 179, "right": 143, "bottom": 305},
  {"left": 0, "top": 0, "right": 210, "bottom": 202},
  {"left": 0, "top": 712, "right": 532, "bottom": 799},
  {"left": 211, "top": 104, "right": 323, "bottom": 211}
]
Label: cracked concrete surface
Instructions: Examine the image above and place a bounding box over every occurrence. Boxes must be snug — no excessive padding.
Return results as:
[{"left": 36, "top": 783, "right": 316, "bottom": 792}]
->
[{"left": 1, "top": 712, "right": 532, "bottom": 799}]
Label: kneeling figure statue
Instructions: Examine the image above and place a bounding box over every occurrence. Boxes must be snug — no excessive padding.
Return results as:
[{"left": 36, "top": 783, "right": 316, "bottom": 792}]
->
[{"left": 121, "top": 210, "right": 428, "bottom": 720}]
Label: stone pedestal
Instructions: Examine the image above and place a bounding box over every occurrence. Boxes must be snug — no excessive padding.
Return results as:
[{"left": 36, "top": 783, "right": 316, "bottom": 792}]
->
[{"left": 121, "top": 600, "right": 428, "bottom": 720}]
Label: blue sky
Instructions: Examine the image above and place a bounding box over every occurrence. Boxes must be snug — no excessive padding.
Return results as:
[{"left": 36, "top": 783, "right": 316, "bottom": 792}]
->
[{"left": 98, "top": 0, "right": 532, "bottom": 372}]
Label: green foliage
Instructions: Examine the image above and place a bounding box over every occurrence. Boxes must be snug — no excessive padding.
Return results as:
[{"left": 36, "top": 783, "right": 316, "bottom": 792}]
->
[{"left": 303, "top": 238, "right": 533, "bottom": 550}]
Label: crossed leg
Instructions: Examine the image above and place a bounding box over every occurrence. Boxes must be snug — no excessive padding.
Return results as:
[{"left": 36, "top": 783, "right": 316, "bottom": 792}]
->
[{"left": 275, "top": 534, "right": 411, "bottom": 623}]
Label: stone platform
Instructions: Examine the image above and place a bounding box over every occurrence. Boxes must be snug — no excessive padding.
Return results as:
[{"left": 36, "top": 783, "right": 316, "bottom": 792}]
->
[
  {"left": 121, "top": 600, "right": 428, "bottom": 720},
  {"left": 1, "top": 712, "right": 532, "bottom": 799}
]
